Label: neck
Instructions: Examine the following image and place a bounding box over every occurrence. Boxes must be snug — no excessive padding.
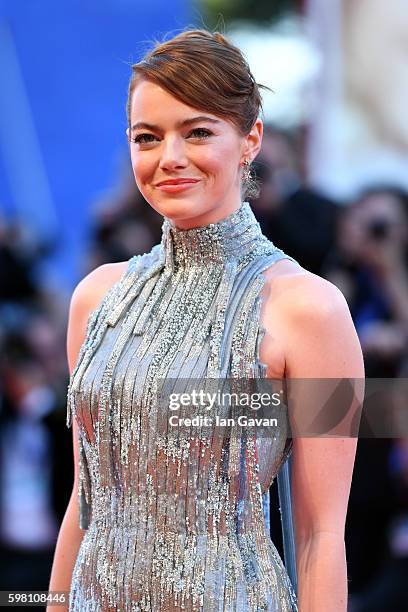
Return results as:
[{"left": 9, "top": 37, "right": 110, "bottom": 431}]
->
[
  {"left": 166, "top": 199, "right": 242, "bottom": 231},
  {"left": 161, "top": 201, "right": 274, "bottom": 269}
]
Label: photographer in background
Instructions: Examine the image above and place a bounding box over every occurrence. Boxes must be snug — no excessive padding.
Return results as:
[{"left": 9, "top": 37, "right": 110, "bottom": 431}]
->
[
  {"left": 321, "top": 186, "right": 408, "bottom": 605},
  {"left": 322, "top": 186, "right": 408, "bottom": 378}
]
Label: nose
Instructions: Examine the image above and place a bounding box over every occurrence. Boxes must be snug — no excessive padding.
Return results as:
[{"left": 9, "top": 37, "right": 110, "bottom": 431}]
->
[{"left": 159, "top": 134, "right": 188, "bottom": 171}]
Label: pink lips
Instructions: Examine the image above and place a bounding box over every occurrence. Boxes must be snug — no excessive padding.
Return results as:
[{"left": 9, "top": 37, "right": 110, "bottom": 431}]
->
[{"left": 155, "top": 178, "right": 200, "bottom": 193}]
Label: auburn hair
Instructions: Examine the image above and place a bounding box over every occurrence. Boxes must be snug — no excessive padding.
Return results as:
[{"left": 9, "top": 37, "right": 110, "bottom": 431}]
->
[{"left": 126, "top": 29, "right": 268, "bottom": 135}]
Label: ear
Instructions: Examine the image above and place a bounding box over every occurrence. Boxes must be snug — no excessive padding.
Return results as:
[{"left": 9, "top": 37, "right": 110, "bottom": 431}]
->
[{"left": 241, "top": 118, "right": 263, "bottom": 164}]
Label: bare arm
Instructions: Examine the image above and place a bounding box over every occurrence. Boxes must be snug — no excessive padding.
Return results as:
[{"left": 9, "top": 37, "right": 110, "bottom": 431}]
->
[
  {"left": 46, "top": 422, "right": 85, "bottom": 611},
  {"left": 267, "top": 273, "right": 364, "bottom": 612},
  {"left": 47, "top": 262, "right": 127, "bottom": 611}
]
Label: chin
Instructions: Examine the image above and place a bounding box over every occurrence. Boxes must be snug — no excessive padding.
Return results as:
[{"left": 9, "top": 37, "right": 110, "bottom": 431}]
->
[{"left": 150, "top": 196, "right": 207, "bottom": 221}]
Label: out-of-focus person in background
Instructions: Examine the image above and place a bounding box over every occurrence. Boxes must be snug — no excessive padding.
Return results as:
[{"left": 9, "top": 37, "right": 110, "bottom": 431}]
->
[
  {"left": 0, "top": 215, "right": 38, "bottom": 304},
  {"left": 0, "top": 330, "right": 58, "bottom": 590},
  {"left": 0, "top": 209, "right": 74, "bottom": 596},
  {"left": 321, "top": 186, "right": 408, "bottom": 612},
  {"left": 346, "top": 432, "right": 408, "bottom": 612},
  {"left": 322, "top": 186, "right": 408, "bottom": 378},
  {"left": 250, "top": 125, "right": 339, "bottom": 276}
]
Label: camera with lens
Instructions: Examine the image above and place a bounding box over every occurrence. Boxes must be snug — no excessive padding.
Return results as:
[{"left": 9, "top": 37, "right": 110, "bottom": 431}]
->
[{"left": 365, "top": 217, "right": 393, "bottom": 240}]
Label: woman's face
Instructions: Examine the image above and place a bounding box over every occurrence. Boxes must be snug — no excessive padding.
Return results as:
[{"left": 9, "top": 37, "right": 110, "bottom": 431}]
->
[
  {"left": 338, "top": 192, "right": 408, "bottom": 259},
  {"left": 127, "top": 79, "right": 262, "bottom": 229}
]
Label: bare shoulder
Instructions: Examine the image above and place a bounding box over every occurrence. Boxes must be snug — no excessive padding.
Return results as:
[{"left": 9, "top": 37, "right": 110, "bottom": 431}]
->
[
  {"left": 261, "top": 258, "right": 349, "bottom": 321},
  {"left": 258, "top": 258, "right": 361, "bottom": 378},
  {"left": 260, "top": 258, "right": 364, "bottom": 378},
  {"left": 71, "top": 260, "right": 130, "bottom": 315},
  {"left": 66, "top": 261, "right": 129, "bottom": 373}
]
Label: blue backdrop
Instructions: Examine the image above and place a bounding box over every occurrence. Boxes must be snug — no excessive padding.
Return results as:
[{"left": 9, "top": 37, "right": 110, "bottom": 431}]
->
[{"left": 0, "top": 0, "right": 190, "bottom": 286}]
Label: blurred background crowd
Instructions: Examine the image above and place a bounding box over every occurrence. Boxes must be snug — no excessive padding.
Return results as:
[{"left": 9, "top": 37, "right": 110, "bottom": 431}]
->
[{"left": 1, "top": 1, "right": 408, "bottom": 611}]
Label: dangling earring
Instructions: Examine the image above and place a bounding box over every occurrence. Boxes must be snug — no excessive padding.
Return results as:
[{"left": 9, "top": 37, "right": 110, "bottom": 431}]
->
[{"left": 242, "top": 159, "right": 251, "bottom": 182}]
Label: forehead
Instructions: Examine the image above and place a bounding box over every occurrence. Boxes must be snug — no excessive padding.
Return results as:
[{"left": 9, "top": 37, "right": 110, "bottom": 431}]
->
[
  {"left": 361, "top": 193, "right": 402, "bottom": 213},
  {"left": 129, "top": 79, "right": 226, "bottom": 127}
]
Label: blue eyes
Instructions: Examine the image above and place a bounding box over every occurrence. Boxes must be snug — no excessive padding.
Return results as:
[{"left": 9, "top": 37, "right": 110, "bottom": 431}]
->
[{"left": 131, "top": 127, "right": 212, "bottom": 145}]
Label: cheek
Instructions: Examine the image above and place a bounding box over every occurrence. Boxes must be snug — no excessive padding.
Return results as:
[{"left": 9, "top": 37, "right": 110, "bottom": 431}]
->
[
  {"left": 192, "top": 144, "right": 240, "bottom": 179},
  {"left": 130, "top": 152, "right": 154, "bottom": 185}
]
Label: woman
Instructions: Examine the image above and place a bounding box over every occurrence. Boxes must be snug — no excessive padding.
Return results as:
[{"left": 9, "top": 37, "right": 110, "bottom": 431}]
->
[{"left": 48, "top": 29, "right": 364, "bottom": 611}]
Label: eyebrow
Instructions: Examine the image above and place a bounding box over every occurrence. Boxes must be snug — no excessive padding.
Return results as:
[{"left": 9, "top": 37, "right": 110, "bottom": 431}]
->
[{"left": 130, "top": 116, "right": 221, "bottom": 132}]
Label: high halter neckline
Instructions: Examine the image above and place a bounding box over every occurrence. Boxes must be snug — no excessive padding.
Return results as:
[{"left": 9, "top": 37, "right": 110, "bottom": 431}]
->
[{"left": 161, "top": 201, "right": 269, "bottom": 269}]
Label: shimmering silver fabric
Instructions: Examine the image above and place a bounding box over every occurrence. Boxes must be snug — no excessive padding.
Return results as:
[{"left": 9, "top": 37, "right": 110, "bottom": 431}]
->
[{"left": 66, "top": 202, "right": 298, "bottom": 611}]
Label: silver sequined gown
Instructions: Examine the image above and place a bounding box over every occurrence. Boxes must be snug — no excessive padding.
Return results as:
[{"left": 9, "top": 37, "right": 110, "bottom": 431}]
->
[{"left": 66, "top": 202, "right": 299, "bottom": 611}]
